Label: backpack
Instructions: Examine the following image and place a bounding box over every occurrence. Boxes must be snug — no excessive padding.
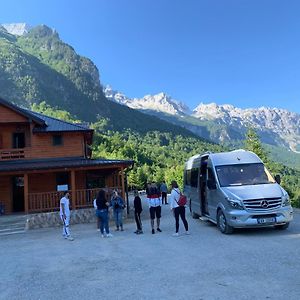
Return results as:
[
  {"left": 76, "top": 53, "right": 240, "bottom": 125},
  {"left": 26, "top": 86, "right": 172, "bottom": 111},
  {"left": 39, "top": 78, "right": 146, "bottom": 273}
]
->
[{"left": 174, "top": 189, "right": 187, "bottom": 206}]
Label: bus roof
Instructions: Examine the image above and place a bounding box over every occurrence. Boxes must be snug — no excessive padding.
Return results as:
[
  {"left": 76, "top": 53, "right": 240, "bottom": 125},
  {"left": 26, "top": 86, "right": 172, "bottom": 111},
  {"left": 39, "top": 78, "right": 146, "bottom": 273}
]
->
[{"left": 185, "top": 149, "right": 262, "bottom": 169}]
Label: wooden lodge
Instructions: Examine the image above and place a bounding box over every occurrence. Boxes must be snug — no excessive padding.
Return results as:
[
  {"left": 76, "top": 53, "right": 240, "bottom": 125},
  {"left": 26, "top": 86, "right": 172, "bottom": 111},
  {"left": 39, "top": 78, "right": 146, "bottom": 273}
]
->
[{"left": 0, "top": 97, "right": 133, "bottom": 215}]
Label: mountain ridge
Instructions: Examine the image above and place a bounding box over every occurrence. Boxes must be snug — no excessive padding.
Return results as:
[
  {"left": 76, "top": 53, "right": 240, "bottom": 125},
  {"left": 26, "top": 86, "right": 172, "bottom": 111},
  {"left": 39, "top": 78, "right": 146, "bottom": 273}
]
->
[{"left": 103, "top": 85, "right": 300, "bottom": 153}]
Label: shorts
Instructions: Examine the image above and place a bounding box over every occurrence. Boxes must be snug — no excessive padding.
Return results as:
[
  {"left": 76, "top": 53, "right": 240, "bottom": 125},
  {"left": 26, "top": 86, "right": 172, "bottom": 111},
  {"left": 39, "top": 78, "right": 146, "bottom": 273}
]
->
[{"left": 149, "top": 206, "right": 161, "bottom": 219}]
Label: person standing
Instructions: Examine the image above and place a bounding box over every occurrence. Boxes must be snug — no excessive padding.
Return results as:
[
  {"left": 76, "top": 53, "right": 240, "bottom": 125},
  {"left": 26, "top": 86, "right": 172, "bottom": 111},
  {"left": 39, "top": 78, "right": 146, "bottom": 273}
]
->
[
  {"left": 60, "top": 191, "right": 74, "bottom": 241},
  {"left": 160, "top": 180, "right": 168, "bottom": 205},
  {"left": 134, "top": 190, "right": 143, "bottom": 234},
  {"left": 147, "top": 182, "right": 162, "bottom": 234},
  {"left": 110, "top": 191, "right": 125, "bottom": 231},
  {"left": 96, "top": 189, "right": 113, "bottom": 238},
  {"left": 169, "top": 180, "right": 189, "bottom": 237},
  {"left": 93, "top": 198, "right": 100, "bottom": 231}
]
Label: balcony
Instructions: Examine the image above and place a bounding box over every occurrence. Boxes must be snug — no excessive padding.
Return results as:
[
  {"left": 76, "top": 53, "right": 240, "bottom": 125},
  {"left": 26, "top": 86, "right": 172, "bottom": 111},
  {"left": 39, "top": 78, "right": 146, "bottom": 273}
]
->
[{"left": 0, "top": 148, "right": 28, "bottom": 160}]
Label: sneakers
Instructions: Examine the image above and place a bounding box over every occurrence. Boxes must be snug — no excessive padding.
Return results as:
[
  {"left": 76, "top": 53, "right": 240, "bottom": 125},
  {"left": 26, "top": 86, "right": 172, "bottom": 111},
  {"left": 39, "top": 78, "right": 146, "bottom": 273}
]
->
[
  {"left": 157, "top": 228, "right": 162, "bottom": 232},
  {"left": 185, "top": 231, "right": 190, "bottom": 235},
  {"left": 115, "top": 227, "right": 120, "bottom": 231},
  {"left": 152, "top": 229, "right": 155, "bottom": 234},
  {"left": 134, "top": 230, "right": 143, "bottom": 234},
  {"left": 66, "top": 236, "right": 74, "bottom": 241},
  {"left": 101, "top": 234, "right": 105, "bottom": 238},
  {"left": 106, "top": 233, "right": 113, "bottom": 238},
  {"left": 172, "top": 233, "right": 179, "bottom": 237},
  {"left": 97, "top": 229, "right": 100, "bottom": 232}
]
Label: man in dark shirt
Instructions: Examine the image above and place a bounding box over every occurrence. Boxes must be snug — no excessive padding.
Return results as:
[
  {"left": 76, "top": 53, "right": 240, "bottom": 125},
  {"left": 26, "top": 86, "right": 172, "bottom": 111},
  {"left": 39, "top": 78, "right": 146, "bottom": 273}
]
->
[{"left": 134, "top": 190, "right": 143, "bottom": 234}]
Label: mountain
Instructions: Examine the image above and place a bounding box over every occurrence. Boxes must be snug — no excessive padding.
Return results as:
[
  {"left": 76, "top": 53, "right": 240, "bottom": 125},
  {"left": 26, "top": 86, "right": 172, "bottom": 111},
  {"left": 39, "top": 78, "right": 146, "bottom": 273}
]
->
[
  {"left": 0, "top": 24, "right": 197, "bottom": 137},
  {"left": 193, "top": 103, "right": 300, "bottom": 152},
  {"left": 104, "top": 85, "right": 191, "bottom": 115},
  {"left": 2, "top": 23, "right": 31, "bottom": 36},
  {"left": 104, "top": 87, "right": 300, "bottom": 153}
]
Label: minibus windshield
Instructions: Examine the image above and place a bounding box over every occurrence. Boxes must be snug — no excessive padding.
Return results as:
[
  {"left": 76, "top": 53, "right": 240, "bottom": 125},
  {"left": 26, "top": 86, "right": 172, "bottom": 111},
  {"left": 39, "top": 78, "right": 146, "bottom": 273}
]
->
[{"left": 215, "top": 163, "right": 276, "bottom": 187}]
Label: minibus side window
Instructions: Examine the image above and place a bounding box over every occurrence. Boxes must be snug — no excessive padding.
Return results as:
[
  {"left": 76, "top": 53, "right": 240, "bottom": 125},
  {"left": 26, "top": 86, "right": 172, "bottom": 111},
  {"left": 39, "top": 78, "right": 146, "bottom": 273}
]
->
[
  {"left": 207, "top": 167, "right": 217, "bottom": 190},
  {"left": 185, "top": 170, "right": 191, "bottom": 185},
  {"left": 191, "top": 168, "right": 199, "bottom": 187}
]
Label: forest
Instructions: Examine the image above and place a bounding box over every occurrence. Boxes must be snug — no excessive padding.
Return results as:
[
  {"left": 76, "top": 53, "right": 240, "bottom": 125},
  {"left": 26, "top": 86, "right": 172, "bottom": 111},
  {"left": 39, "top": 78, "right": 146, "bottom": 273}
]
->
[{"left": 31, "top": 102, "right": 300, "bottom": 207}]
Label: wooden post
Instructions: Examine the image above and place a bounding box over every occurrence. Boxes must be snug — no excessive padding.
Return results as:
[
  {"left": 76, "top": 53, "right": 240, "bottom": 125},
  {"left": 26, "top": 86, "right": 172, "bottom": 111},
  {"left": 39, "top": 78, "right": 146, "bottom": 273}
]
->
[
  {"left": 71, "top": 170, "right": 76, "bottom": 210},
  {"left": 120, "top": 167, "right": 125, "bottom": 199},
  {"left": 24, "top": 173, "right": 29, "bottom": 214}
]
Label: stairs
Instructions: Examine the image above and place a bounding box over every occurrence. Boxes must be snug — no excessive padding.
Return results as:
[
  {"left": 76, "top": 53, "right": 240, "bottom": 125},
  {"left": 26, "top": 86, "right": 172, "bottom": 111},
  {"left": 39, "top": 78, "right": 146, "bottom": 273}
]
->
[{"left": 0, "top": 214, "right": 27, "bottom": 236}]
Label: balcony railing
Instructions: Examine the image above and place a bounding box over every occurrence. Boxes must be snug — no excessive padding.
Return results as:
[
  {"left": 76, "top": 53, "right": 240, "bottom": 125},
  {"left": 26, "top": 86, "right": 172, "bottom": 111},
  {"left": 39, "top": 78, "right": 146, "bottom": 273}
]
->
[
  {"left": 0, "top": 148, "right": 27, "bottom": 160},
  {"left": 28, "top": 187, "right": 122, "bottom": 213}
]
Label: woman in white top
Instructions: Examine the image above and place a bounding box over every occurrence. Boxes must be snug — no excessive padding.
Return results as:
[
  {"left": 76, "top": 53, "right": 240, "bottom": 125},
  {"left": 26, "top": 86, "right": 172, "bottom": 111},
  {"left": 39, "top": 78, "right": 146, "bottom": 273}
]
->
[{"left": 169, "top": 180, "right": 189, "bottom": 236}]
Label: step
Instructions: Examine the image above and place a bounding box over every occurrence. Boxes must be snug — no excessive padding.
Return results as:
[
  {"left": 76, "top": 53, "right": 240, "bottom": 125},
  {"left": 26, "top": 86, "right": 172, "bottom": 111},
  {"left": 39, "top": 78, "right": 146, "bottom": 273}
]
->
[
  {"left": 0, "top": 226, "right": 25, "bottom": 233},
  {"left": 0, "top": 230, "right": 26, "bottom": 236},
  {"left": 0, "top": 222, "right": 26, "bottom": 228}
]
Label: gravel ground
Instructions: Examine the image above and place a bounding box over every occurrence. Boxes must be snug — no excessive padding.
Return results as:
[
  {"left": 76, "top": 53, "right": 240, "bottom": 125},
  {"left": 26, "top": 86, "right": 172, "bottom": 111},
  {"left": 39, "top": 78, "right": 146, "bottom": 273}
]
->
[{"left": 1, "top": 201, "right": 300, "bottom": 300}]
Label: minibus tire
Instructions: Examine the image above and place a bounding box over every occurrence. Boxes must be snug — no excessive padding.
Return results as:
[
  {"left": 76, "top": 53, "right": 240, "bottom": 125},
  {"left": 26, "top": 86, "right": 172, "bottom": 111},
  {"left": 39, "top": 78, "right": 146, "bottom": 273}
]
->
[
  {"left": 274, "top": 223, "right": 290, "bottom": 230},
  {"left": 192, "top": 211, "right": 199, "bottom": 219},
  {"left": 217, "top": 210, "right": 233, "bottom": 234}
]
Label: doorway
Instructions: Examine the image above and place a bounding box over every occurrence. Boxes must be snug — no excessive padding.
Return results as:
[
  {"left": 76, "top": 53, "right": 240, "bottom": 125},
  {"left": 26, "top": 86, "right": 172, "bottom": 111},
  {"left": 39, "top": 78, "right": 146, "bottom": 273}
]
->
[
  {"left": 12, "top": 176, "right": 24, "bottom": 212},
  {"left": 200, "top": 156, "right": 209, "bottom": 215}
]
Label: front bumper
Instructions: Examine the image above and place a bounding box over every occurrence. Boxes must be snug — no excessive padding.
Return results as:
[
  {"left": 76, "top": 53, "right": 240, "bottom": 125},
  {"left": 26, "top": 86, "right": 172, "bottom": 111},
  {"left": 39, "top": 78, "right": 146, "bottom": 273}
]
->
[{"left": 226, "top": 206, "right": 293, "bottom": 228}]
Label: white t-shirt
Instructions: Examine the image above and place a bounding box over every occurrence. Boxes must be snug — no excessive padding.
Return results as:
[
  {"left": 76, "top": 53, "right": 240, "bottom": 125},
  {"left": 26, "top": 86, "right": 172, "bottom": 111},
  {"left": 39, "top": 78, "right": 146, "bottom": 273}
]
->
[{"left": 60, "top": 196, "right": 70, "bottom": 216}]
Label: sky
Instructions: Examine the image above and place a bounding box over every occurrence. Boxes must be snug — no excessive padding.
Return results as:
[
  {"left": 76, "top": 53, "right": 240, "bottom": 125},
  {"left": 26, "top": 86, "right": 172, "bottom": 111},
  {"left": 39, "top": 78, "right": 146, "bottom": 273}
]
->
[{"left": 1, "top": 0, "right": 300, "bottom": 113}]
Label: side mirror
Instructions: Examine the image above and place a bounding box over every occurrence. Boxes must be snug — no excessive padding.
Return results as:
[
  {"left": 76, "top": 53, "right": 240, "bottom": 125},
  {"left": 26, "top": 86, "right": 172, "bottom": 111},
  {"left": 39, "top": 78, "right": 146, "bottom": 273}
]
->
[
  {"left": 207, "top": 179, "right": 217, "bottom": 190},
  {"left": 275, "top": 174, "right": 281, "bottom": 184}
]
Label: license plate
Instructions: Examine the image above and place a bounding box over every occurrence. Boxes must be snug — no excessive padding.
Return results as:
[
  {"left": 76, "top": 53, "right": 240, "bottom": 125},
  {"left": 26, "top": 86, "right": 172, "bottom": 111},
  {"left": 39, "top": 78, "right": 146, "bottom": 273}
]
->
[{"left": 257, "top": 217, "right": 276, "bottom": 224}]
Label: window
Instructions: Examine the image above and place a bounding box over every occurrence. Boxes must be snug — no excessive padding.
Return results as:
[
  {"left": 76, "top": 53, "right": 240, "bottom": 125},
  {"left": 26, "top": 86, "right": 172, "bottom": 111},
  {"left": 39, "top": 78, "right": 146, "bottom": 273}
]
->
[
  {"left": 185, "top": 170, "right": 191, "bottom": 185},
  {"left": 207, "top": 167, "right": 217, "bottom": 189},
  {"left": 190, "top": 168, "right": 199, "bottom": 187},
  {"left": 53, "top": 135, "right": 63, "bottom": 146},
  {"left": 215, "top": 163, "right": 275, "bottom": 187},
  {"left": 56, "top": 172, "right": 69, "bottom": 186},
  {"left": 13, "top": 133, "right": 25, "bottom": 148}
]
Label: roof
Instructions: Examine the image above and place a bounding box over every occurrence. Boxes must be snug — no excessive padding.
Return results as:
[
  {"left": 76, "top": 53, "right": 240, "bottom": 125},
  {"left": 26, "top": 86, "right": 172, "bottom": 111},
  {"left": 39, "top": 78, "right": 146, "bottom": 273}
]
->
[
  {"left": 185, "top": 150, "right": 262, "bottom": 169},
  {"left": 0, "top": 97, "right": 45, "bottom": 125},
  {"left": 28, "top": 111, "right": 93, "bottom": 133},
  {"left": 210, "top": 150, "right": 262, "bottom": 166},
  {"left": 0, "top": 157, "right": 134, "bottom": 173},
  {"left": 0, "top": 97, "right": 93, "bottom": 133}
]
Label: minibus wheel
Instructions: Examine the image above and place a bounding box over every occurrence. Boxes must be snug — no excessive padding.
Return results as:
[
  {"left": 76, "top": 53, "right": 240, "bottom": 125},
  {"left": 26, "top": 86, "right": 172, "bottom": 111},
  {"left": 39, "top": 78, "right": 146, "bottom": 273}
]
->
[
  {"left": 217, "top": 210, "right": 233, "bottom": 234},
  {"left": 192, "top": 211, "right": 199, "bottom": 219},
  {"left": 274, "top": 223, "right": 290, "bottom": 230}
]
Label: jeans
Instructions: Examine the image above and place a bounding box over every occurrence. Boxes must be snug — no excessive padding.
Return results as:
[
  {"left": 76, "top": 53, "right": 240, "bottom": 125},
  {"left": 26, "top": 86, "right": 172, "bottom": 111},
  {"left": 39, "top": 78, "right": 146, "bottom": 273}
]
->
[
  {"left": 135, "top": 211, "right": 142, "bottom": 231},
  {"left": 97, "top": 209, "right": 109, "bottom": 234},
  {"left": 174, "top": 206, "right": 188, "bottom": 233},
  {"left": 114, "top": 209, "right": 123, "bottom": 228}
]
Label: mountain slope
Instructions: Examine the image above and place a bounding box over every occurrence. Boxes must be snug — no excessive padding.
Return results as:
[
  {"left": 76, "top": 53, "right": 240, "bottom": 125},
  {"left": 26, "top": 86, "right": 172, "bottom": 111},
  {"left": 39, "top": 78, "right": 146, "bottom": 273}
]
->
[{"left": 0, "top": 24, "right": 197, "bottom": 137}]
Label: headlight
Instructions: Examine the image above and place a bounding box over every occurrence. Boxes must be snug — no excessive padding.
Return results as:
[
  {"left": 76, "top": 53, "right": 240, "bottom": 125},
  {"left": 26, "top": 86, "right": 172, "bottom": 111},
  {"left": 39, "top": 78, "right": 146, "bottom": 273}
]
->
[
  {"left": 226, "top": 198, "right": 244, "bottom": 210},
  {"left": 282, "top": 194, "right": 290, "bottom": 207}
]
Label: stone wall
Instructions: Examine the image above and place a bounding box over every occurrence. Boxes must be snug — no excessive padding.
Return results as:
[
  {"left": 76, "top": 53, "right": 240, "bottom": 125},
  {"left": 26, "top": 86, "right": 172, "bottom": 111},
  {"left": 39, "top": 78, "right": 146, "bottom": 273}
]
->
[{"left": 25, "top": 208, "right": 127, "bottom": 230}]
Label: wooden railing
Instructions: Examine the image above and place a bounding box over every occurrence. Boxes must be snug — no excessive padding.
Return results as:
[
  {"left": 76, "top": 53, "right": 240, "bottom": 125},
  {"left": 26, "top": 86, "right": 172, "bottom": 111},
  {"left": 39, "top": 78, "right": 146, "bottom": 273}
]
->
[
  {"left": 28, "top": 187, "right": 122, "bottom": 213},
  {"left": 0, "top": 148, "right": 28, "bottom": 160},
  {"left": 28, "top": 191, "right": 62, "bottom": 213},
  {"left": 75, "top": 188, "right": 101, "bottom": 208}
]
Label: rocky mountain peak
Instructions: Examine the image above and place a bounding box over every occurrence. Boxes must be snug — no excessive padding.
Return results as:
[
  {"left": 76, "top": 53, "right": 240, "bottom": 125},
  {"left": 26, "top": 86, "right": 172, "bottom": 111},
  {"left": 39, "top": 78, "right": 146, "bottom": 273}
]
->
[
  {"left": 1, "top": 23, "right": 31, "bottom": 36},
  {"left": 103, "top": 86, "right": 191, "bottom": 115}
]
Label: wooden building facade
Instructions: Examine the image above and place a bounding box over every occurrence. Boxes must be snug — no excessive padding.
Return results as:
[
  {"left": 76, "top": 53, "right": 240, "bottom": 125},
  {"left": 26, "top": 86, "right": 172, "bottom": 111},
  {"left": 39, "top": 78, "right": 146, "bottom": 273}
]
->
[{"left": 0, "top": 97, "right": 133, "bottom": 214}]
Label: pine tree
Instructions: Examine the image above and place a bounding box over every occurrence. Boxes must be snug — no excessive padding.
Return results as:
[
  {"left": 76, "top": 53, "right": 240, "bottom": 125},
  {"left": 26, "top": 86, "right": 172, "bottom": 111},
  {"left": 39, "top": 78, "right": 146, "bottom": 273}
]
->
[{"left": 244, "top": 128, "right": 269, "bottom": 164}]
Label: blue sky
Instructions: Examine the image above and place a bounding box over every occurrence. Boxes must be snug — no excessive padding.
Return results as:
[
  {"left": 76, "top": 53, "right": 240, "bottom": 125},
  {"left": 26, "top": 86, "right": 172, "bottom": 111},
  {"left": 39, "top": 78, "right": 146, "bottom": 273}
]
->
[{"left": 1, "top": 0, "right": 300, "bottom": 113}]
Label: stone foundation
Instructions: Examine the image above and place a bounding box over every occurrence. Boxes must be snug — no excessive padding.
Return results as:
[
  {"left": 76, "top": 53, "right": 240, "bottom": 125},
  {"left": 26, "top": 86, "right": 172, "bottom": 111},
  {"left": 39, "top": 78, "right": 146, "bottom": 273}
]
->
[{"left": 25, "top": 208, "right": 127, "bottom": 230}]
